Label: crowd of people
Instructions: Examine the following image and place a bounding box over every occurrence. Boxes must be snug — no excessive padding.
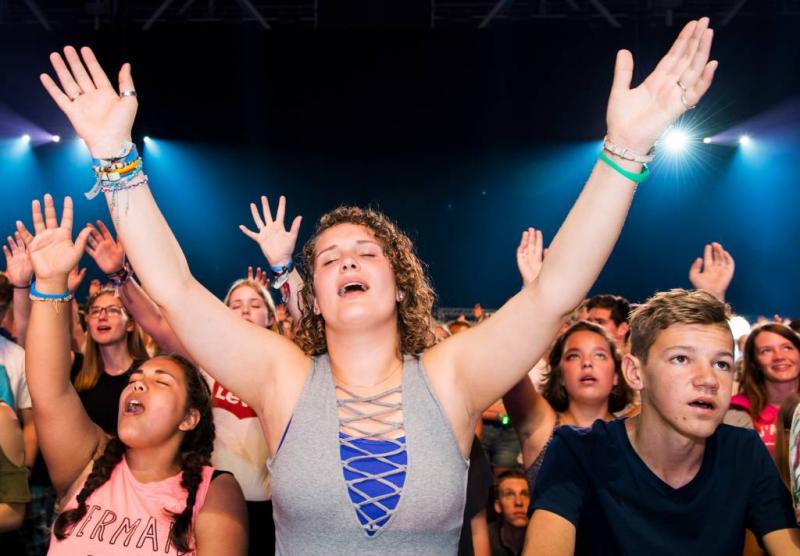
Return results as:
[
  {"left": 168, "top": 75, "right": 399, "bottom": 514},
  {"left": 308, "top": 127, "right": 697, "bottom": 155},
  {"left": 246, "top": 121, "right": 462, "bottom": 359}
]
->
[{"left": 1, "top": 15, "right": 799, "bottom": 556}]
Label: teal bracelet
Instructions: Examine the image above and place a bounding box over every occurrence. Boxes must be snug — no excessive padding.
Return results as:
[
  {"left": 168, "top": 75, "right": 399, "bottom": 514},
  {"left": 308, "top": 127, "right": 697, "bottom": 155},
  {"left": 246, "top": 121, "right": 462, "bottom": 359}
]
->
[
  {"left": 29, "top": 280, "right": 73, "bottom": 301},
  {"left": 598, "top": 151, "right": 650, "bottom": 184}
]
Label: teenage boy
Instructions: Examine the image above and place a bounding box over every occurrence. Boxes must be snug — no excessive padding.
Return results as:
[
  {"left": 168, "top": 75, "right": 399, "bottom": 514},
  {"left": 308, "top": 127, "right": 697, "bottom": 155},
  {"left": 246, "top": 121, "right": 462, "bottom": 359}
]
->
[{"left": 524, "top": 289, "right": 799, "bottom": 555}]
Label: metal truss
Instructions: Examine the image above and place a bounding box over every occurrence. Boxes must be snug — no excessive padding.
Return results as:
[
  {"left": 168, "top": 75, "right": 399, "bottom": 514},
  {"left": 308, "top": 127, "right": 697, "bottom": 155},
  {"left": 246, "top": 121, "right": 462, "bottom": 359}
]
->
[{"left": 0, "top": 1, "right": 796, "bottom": 30}]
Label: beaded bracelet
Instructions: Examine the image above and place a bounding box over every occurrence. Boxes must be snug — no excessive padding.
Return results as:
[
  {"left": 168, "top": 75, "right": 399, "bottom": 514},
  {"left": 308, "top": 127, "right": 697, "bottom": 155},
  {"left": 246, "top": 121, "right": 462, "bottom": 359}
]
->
[
  {"left": 107, "top": 261, "right": 133, "bottom": 287},
  {"left": 29, "top": 281, "right": 73, "bottom": 312}
]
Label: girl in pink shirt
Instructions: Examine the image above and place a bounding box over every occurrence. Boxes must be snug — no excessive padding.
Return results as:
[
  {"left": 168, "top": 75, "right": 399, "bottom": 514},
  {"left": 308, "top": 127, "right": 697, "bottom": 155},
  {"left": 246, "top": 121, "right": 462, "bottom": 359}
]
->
[
  {"left": 731, "top": 324, "right": 800, "bottom": 456},
  {"left": 18, "top": 197, "right": 248, "bottom": 555}
]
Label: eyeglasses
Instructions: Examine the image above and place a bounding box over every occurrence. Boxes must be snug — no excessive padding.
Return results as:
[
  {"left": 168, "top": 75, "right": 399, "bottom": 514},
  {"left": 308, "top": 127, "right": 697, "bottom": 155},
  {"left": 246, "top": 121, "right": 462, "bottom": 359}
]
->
[{"left": 87, "top": 305, "right": 126, "bottom": 318}]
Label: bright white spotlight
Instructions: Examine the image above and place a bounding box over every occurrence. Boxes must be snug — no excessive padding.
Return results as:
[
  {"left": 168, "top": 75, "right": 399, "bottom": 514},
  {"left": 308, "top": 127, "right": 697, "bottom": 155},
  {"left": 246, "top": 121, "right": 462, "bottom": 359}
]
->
[
  {"left": 663, "top": 128, "right": 690, "bottom": 154},
  {"left": 143, "top": 136, "right": 151, "bottom": 142},
  {"left": 51, "top": 135, "right": 61, "bottom": 143},
  {"left": 739, "top": 134, "right": 751, "bottom": 146},
  {"left": 21, "top": 134, "right": 31, "bottom": 143},
  {"left": 703, "top": 137, "right": 712, "bottom": 144}
]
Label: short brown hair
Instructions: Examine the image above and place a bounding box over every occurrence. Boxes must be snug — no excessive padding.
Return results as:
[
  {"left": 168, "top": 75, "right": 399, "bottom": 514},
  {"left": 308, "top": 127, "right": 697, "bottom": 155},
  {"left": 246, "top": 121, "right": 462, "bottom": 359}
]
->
[
  {"left": 629, "top": 289, "right": 731, "bottom": 364},
  {"left": 494, "top": 469, "right": 528, "bottom": 498},
  {"left": 295, "top": 206, "right": 435, "bottom": 356},
  {"left": 541, "top": 321, "right": 632, "bottom": 413},
  {"left": 586, "top": 294, "right": 631, "bottom": 326}
]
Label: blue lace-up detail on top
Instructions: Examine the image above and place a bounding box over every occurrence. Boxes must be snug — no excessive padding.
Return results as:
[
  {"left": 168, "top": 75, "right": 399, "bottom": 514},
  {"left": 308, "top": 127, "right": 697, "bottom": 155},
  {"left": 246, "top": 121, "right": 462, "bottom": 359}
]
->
[{"left": 336, "top": 384, "right": 407, "bottom": 536}]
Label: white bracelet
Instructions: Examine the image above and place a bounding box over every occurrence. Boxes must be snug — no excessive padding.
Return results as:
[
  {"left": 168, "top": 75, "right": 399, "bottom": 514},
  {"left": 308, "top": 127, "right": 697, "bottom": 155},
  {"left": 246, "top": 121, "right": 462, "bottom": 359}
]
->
[{"left": 602, "top": 136, "right": 656, "bottom": 164}]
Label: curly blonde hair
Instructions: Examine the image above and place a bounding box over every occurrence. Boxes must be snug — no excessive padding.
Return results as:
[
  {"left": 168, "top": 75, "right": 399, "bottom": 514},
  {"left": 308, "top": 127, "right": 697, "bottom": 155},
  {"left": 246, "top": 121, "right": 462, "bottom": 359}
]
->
[{"left": 294, "top": 206, "right": 435, "bottom": 356}]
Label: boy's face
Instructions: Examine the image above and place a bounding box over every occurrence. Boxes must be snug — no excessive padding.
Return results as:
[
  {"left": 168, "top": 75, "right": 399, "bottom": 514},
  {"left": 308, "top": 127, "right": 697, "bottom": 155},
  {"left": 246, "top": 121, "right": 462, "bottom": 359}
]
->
[{"left": 626, "top": 323, "right": 735, "bottom": 440}]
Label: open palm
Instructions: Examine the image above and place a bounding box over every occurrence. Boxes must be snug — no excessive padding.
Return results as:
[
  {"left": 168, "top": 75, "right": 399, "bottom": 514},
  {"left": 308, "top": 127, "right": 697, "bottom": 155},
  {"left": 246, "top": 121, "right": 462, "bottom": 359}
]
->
[
  {"left": 240, "top": 195, "right": 302, "bottom": 267},
  {"left": 606, "top": 18, "right": 717, "bottom": 154},
  {"left": 16, "top": 195, "right": 91, "bottom": 282},
  {"left": 40, "top": 46, "right": 137, "bottom": 158}
]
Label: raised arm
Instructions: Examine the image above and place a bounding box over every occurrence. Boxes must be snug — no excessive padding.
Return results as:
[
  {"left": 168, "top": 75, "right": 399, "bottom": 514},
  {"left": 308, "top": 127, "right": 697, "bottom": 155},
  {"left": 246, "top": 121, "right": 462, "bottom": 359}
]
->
[
  {"left": 39, "top": 46, "right": 309, "bottom": 415},
  {"left": 688, "top": 241, "right": 734, "bottom": 303},
  {"left": 239, "top": 195, "right": 304, "bottom": 322},
  {"left": 426, "top": 18, "right": 718, "bottom": 420},
  {"left": 16, "top": 195, "right": 104, "bottom": 494},
  {"left": 85, "top": 220, "right": 188, "bottom": 356},
  {"left": 3, "top": 232, "right": 33, "bottom": 345}
]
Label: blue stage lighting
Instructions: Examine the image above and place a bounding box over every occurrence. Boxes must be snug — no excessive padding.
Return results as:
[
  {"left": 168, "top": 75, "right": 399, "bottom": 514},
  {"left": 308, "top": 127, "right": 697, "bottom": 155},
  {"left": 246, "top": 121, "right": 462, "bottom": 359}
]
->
[
  {"left": 21, "top": 134, "right": 31, "bottom": 143},
  {"left": 51, "top": 135, "right": 61, "bottom": 143},
  {"left": 703, "top": 137, "right": 712, "bottom": 144},
  {"left": 143, "top": 136, "right": 151, "bottom": 142},
  {"left": 739, "top": 134, "right": 752, "bottom": 146}
]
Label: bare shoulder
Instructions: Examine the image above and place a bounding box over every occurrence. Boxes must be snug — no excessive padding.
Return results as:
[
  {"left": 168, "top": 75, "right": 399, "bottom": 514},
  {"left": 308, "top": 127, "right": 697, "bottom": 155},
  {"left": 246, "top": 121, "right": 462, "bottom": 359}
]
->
[{"left": 196, "top": 472, "right": 248, "bottom": 556}]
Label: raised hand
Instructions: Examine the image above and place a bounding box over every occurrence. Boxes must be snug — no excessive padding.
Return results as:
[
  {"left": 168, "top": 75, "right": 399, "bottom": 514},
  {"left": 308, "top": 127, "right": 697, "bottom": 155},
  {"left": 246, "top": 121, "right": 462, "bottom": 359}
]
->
[
  {"left": 68, "top": 266, "right": 88, "bottom": 292},
  {"left": 606, "top": 17, "right": 717, "bottom": 154},
  {"left": 85, "top": 220, "right": 125, "bottom": 274},
  {"left": 688, "top": 241, "right": 734, "bottom": 302},
  {"left": 39, "top": 46, "right": 137, "bottom": 158},
  {"left": 15, "top": 195, "right": 91, "bottom": 287},
  {"left": 247, "top": 266, "right": 270, "bottom": 288},
  {"left": 239, "top": 195, "right": 302, "bottom": 267},
  {"left": 516, "top": 227, "right": 545, "bottom": 287},
  {"left": 2, "top": 232, "right": 33, "bottom": 287}
]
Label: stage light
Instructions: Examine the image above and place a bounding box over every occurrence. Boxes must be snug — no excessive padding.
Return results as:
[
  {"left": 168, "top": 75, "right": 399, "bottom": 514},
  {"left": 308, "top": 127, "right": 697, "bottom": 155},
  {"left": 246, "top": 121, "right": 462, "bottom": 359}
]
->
[
  {"left": 663, "top": 128, "right": 690, "bottom": 154},
  {"left": 739, "top": 134, "right": 751, "bottom": 146},
  {"left": 143, "top": 136, "right": 151, "bottom": 142},
  {"left": 703, "top": 137, "right": 712, "bottom": 144},
  {"left": 51, "top": 135, "right": 61, "bottom": 143},
  {"left": 21, "top": 134, "right": 30, "bottom": 143}
]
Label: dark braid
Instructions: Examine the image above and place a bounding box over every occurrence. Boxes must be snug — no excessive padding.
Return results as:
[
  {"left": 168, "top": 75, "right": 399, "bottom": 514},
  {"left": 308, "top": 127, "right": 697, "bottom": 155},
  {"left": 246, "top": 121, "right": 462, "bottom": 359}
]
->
[
  {"left": 52, "top": 354, "right": 215, "bottom": 555},
  {"left": 165, "top": 354, "right": 215, "bottom": 555},
  {"left": 53, "top": 436, "right": 126, "bottom": 539}
]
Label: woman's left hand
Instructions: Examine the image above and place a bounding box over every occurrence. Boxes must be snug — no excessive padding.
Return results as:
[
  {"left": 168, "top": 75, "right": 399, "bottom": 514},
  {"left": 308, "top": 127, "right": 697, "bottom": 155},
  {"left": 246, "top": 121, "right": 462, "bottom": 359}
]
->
[{"left": 605, "top": 17, "right": 717, "bottom": 154}]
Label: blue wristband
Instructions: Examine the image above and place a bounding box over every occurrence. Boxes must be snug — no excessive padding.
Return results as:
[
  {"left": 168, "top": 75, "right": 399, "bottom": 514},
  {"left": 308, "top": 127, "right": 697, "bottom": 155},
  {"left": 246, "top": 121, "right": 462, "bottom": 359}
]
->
[
  {"left": 270, "top": 260, "right": 294, "bottom": 275},
  {"left": 30, "top": 280, "right": 72, "bottom": 300}
]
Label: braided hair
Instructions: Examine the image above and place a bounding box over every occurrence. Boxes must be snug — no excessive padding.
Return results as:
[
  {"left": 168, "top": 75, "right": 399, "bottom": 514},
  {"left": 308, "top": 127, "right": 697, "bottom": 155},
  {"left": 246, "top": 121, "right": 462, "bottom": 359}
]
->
[{"left": 53, "top": 354, "right": 214, "bottom": 555}]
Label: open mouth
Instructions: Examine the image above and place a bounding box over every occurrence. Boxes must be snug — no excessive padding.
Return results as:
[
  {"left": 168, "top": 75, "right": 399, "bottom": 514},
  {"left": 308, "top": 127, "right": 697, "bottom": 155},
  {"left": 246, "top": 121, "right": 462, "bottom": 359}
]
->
[
  {"left": 96, "top": 325, "right": 112, "bottom": 332},
  {"left": 688, "top": 400, "right": 715, "bottom": 411},
  {"left": 579, "top": 376, "right": 597, "bottom": 384},
  {"left": 337, "top": 282, "right": 369, "bottom": 297},
  {"left": 124, "top": 399, "right": 145, "bottom": 415}
]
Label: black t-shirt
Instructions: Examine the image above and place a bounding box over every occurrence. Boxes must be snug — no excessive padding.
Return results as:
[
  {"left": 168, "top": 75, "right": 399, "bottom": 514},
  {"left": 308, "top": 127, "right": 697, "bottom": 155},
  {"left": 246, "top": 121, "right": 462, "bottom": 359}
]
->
[
  {"left": 71, "top": 357, "right": 142, "bottom": 435},
  {"left": 457, "top": 435, "right": 494, "bottom": 556},
  {"left": 531, "top": 419, "right": 797, "bottom": 556}
]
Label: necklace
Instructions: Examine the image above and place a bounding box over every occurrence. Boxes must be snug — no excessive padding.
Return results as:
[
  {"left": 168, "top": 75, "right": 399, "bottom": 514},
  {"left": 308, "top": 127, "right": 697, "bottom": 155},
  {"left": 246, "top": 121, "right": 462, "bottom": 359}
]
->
[{"left": 331, "top": 359, "right": 403, "bottom": 389}]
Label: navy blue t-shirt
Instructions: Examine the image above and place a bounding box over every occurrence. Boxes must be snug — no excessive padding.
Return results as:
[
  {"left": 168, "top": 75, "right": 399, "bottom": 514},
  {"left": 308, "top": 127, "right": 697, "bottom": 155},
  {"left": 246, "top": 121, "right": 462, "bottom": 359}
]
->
[{"left": 531, "top": 419, "right": 796, "bottom": 556}]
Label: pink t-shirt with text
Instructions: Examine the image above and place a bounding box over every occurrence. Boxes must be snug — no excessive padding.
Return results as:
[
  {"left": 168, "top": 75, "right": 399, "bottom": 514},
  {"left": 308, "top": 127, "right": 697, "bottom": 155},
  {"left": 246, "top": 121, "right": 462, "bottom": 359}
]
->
[{"left": 48, "top": 456, "right": 214, "bottom": 555}]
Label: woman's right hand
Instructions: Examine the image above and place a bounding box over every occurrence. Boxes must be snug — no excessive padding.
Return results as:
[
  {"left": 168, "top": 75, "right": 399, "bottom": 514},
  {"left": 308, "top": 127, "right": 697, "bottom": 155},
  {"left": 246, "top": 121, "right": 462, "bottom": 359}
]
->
[
  {"left": 85, "top": 220, "right": 126, "bottom": 274},
  {"left": 16, "top": 195, "right": 91, "bottom": 290},
  {"left": 2, "top": 232, "right": 33, "bottom": 288},
  {"left": 516, "top": 227, "right": 545, "bottom": 287},
  {"left": 40, "top": 46, "right": 137, "bottom": 159},
  {"left": 239, "top": 195, "right": 302, "bottom": 267}
]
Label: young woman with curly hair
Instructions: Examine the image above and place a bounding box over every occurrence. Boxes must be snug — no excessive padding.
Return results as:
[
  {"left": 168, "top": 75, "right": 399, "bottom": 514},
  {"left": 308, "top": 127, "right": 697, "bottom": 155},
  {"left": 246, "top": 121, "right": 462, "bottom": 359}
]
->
[
  {"left": 17, "top": 198, "right": 247, "bottom": 555},
  {"left": 38, "top": 18, "right": 716, "bottom": 552}
]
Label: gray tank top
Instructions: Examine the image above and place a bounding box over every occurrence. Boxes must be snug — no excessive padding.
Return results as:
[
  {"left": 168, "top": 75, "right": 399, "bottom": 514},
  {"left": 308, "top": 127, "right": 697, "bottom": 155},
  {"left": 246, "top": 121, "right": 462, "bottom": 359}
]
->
[{"left": 268, "top": 354, "right": 469, "bottom": 555}]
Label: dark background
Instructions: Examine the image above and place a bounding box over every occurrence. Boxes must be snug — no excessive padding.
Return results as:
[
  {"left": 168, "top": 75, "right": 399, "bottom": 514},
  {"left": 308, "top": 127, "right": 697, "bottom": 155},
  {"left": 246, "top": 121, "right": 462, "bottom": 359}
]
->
[{"left": 1, "top": 3, "right": 799, "bottom": 317}]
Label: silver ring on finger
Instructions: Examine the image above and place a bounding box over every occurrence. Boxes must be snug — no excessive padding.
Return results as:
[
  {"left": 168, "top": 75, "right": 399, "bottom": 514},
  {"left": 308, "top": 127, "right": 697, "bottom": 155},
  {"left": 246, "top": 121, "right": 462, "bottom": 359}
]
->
[
  {"left": 120, "top": 90, "right": 137, "bottom": 98},
  {"left": 676, "top": 80, "right": 688, "bottom": 92},
  {"left": 680, "top": 93, "right": 697, "bottom": 110}
]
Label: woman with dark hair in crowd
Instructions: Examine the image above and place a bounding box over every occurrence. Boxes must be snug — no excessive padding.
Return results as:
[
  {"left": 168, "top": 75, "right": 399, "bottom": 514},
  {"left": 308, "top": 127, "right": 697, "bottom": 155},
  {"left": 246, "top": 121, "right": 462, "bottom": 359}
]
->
[
  {"left": 17, "top": 197, "right": 247, "bottom": 555},
  {"left": 85, "top": 218, "right": 281, "bottom": 553},
  {"left": 38, "top": 18, "right": 716, "bottom": 552},
  {"left": 730, "top": 323, "right": 800, "bottom": 455}
]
